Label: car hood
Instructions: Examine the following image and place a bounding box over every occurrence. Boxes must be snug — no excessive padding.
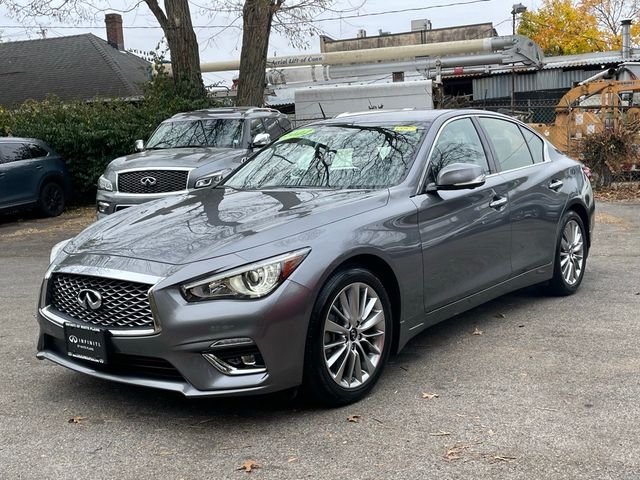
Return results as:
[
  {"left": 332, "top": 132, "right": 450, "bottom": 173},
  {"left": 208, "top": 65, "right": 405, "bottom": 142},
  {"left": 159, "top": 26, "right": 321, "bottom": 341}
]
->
[
  {"left": 109, "top": 147, "right": 246, "bottom": 170},
  {"left": 66, "top": 188, "right": 389, "bottom": 265}
]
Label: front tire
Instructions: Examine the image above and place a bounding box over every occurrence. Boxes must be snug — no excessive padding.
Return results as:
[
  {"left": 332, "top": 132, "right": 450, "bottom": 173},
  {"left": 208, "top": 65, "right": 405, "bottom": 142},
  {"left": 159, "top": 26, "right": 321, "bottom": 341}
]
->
[
  {"left": 545, "top": 211, "right": 587, "bottom": 296},
  {"left": 303, "top": 268, "right": 392, "bottom": 407},
  {"left": 39, "top": 181, "right": 65, "bottom": 217}
]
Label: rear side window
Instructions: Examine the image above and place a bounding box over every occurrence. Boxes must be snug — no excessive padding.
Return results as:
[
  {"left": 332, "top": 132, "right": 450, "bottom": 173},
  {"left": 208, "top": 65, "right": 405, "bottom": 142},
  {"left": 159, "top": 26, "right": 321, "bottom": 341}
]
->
[
  {"left": 250, "top": 118, "right": 265, "bottom": 137},
  {"left": 263, "top": 117, "right": 284, "bottom": 139},
  {"left": 427, "top": 118, "right": 490, "bottom": 184},
  {"left": 278, "top": 117, "right": 292, "bottom": 133},
  {"left": 29, "top": 144, "right": 49, "bottom": 158},
  {"left": 478, "top": 117, "right": 534, "bottom": 171},
  {"left": 520, "top": 127, "right": 545, "bottom": 163},
  {"left": 0, "top": 143, "right": 32, "bottom": 163}
]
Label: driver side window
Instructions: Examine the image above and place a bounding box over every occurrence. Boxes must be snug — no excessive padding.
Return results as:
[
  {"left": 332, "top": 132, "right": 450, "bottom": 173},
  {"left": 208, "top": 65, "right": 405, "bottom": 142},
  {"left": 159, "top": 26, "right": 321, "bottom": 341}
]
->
[{"left": 426, "top": 118, "right": 490, "bottom": 184}]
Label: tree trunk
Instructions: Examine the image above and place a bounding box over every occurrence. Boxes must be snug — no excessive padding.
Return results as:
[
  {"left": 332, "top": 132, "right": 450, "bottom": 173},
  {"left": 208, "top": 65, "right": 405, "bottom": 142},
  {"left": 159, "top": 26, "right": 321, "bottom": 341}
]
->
[
  {"left": 236, "top": 0, "right": 275, "bottom": 106},
  {"left": 145, "top": 0, "right": 206, "bottom": 100}
]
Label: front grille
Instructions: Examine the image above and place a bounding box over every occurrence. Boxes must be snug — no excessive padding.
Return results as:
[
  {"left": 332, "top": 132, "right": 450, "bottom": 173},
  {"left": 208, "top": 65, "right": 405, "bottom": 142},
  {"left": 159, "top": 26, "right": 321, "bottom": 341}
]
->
[
  {"left": 117, "top": 170, "right": 189, "bottom": 194},
  {"left": 50, "top": 274, "right": 155, "bottom": 331}
]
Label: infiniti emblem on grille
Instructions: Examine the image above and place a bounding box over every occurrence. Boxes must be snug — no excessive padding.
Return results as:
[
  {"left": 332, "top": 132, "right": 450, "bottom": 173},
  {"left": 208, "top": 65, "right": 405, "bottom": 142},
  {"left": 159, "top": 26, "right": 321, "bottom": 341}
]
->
[
  {"left": 77, "top": 289, "right": 103, "bottom": 311},
  {"left": 140, "top": 176, "right": 157, "bottom": 187}
]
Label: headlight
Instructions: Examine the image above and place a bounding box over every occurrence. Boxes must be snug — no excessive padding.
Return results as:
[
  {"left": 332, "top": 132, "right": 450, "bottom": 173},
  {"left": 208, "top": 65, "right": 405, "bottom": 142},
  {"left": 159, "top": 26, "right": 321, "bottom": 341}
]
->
[
  {"left": 194, "top": 169, "right": 231, "bottom": 189},
  {"left": 49, "top": 238, "right": 72, "bottom": 264},
  {"left": 98, "top": 175, "right": 114, "bottom": 191},
  {"left": 181, "top": 248, "right": 310, "bottom": 301}
]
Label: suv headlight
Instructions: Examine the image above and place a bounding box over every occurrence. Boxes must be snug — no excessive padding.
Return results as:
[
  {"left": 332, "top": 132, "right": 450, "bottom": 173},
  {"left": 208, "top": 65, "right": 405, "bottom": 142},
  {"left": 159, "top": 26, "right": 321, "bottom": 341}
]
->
[
  {"left": 181, "top": 248, "right": 310, "bottom": 301},
  {"left": 194, "top": 169, "right": 231, "bottom": 189},
  {"left": 98, "top": 175, "right": 114, "bottom": 191},
  {"left": 50, "top": 238, "right": 72, "bottom": 264}
]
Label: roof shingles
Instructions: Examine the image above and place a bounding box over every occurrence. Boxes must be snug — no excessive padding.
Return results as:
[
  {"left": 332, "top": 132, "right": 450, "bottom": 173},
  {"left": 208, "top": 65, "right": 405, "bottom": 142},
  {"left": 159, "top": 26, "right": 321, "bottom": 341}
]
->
[{"left": 0, "top": 33, "right": 150, "bottom": 107}]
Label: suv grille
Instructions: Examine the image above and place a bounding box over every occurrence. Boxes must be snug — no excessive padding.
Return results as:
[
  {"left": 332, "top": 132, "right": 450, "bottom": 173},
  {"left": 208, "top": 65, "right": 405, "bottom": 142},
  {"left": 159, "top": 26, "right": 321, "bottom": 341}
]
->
[
  {"left": 118, "top": 170, "right": 189, "bottom": 194},
  {"left": 50, "top": 274, "right": 155, "bottom": 330}
]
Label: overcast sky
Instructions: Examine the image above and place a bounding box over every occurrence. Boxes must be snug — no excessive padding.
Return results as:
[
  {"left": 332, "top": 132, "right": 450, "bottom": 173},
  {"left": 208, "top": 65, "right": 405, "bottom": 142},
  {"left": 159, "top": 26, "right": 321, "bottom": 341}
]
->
[{"left": 0, "top": 0, "right": 540, "bottom": 86}]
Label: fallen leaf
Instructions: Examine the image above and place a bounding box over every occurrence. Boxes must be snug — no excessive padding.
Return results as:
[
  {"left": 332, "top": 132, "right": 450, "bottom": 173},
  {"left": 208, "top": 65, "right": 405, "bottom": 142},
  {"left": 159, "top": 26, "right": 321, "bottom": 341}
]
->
[
  {"left": 422, "top": 392, "right": 439, "bottom": 400},
  {"left": 238, "top": 460, "right": 260, "bottom": 473},
  {"left": 444, "top": 444, "right": 469, "bottom": 461},
  {"left": 487, "top": 429, "right": 496, "bottom": 436},
  {"left": 68, "top": 416, "right": 86, "bottom": 424},
  {"left": 287, "top": 457, "right": 298, "bottom": 463},
  {"left": 346, "top": 415, "right": 361, "bottom": 423},
  {"left": 472, "top": 327, "right": 484, "bottom": 336},
  {"left": 429, "top": 430, "right": 451, "bottom": 436},
  {"left": 490, "top": 455, "right": 517, "bottom": 463},
  {"left": 494, "top": 313, "right": 506, "bottom": 319}
]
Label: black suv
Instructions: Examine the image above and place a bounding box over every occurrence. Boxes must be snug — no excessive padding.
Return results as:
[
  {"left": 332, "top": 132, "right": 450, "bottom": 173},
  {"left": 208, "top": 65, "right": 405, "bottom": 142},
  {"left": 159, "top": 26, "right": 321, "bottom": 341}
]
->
[
  {"left": 96, "top": 107, "right": 292, "bottom": 218},
  {"left": 0, "top": 138, "right": 71, "bottom": 217}
]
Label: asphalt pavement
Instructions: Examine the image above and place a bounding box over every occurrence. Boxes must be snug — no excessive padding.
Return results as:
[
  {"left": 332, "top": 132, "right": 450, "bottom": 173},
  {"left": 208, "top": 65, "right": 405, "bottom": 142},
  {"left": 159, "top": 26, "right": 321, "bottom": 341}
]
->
[{"left": 0, "top": 202, "right": 639, "bottom": 479}]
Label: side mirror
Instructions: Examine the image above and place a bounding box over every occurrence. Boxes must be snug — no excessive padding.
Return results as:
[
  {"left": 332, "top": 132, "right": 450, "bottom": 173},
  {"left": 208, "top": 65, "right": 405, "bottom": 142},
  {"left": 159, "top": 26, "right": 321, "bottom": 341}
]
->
[
  {"left": 432, "top": 163, "right": 486, "bottom": 191},
  {"left": 134, "top": 139, "right": 144, "bottom": 152},
  {"left": 251, "top": 133, "right": 271, "bottom": 149}
]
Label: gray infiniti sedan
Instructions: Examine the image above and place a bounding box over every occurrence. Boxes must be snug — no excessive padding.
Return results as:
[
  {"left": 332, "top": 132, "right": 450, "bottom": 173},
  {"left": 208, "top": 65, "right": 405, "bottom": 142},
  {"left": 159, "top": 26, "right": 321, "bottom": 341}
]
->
[{"left": 37, "top": 110, "right": 594, "bottom": 406}]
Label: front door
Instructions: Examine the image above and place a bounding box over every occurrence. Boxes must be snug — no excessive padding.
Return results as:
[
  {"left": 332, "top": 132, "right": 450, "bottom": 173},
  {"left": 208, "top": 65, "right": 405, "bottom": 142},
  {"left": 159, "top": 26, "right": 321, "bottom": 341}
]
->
[{"left": 412, "top": 117, "right": 513, "bottom": 313}]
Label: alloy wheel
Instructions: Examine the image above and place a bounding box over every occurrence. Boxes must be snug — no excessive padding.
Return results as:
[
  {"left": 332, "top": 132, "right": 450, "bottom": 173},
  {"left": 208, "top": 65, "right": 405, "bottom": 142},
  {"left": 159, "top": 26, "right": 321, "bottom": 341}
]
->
[
  {"left": 560, "top": 219, "right": 584, "bottom": 286},
  {"left": 322, "top": 282, "right": 386, "bottom": 389}
]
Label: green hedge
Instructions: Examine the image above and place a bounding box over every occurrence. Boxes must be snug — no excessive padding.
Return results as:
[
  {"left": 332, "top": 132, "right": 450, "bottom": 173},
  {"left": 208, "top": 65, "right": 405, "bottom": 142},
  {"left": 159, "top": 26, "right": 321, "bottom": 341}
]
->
[{"left": 0, "top": 76, "right": 216, "bottom": 200}]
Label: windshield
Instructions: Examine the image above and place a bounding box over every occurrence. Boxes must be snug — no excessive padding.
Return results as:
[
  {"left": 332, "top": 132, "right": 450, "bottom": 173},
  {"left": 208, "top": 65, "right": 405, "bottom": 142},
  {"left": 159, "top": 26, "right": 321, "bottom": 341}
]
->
[
  {"left": 224, "top": 123, "right": 427, "bottom": 190},
  {"left": 146, "top": 119, "right": 244, "bottom": 149}
]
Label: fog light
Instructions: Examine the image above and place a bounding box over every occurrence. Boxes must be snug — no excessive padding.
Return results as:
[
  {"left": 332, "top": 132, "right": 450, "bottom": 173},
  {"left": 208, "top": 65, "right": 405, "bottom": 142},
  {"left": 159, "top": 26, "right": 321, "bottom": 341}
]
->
[
  {"left": 202, "top": 342, "right": 266, "bottom": 376},
  {"left": 97, "top": 201, "right": 110, "bottom": 214},
  {"left": 240, "top": 354, "right": 256, "bottom": 366}
]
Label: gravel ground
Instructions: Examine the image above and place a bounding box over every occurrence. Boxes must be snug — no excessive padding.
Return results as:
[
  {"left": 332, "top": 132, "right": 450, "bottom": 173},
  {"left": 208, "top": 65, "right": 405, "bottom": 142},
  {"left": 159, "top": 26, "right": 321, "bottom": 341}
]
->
[{"left": 0, "top": 202, "right": 638, "bottom": 479}]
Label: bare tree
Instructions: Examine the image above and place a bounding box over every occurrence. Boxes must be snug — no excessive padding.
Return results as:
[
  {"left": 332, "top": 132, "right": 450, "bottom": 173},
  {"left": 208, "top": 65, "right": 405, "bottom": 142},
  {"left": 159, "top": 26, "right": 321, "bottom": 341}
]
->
[
  {"left": 584, "top": 0, "right": 640, "bottom": 39},
  {"left": 210, "top": 0, "right": 362, "bottom": 106}
]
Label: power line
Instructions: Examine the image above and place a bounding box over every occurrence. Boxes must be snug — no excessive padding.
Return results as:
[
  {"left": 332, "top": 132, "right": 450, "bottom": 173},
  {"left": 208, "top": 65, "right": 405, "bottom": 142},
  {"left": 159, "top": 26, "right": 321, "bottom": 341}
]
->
[{"left": 0, "top": 0, "right": 493, "bottom": 30}]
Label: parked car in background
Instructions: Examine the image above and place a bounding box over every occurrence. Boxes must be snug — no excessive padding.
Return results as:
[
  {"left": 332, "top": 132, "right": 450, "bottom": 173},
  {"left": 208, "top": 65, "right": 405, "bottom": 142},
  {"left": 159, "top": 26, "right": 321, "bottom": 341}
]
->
[
  {"left": 38, "top": 110, "right": 594, "bottom": 406},
  {"left": 96, "top": 107, "right": 292, "bottom": 218},
  {"left": 0, "top": 137, "right": 71, "bottom": 217}
]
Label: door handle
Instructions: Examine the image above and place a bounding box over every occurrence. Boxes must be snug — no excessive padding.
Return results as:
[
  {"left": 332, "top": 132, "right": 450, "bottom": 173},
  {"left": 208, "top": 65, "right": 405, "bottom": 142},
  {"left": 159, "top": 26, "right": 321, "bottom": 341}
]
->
[
  {"left": 489, "top": 196, "right": 508, "bottom": 209},
  {"left": 548, "top": 179, "right": 563, "bottom": 191},
  {"left": 35, "top": 165, "right": 44, "bottom": 170}
]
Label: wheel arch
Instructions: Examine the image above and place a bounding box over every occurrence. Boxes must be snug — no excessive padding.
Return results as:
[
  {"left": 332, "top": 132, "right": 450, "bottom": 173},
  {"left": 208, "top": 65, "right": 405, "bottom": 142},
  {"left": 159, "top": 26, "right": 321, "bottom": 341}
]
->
[
  {"left": 320, "top": 252, "right": 403, "bottom": 355},
  {"left": 565, "top": 200, "right": 591, "bottom": 250}
]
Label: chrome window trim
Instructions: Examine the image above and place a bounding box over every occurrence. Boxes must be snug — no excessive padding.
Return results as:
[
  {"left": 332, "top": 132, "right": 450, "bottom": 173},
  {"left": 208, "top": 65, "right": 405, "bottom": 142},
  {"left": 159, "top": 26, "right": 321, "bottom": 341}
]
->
[
  {"left": 43, "top": 265, "right": 165, "bottom": 336},
  {"left": 115, "top": 167, "right": 192, "bottom": 195}
]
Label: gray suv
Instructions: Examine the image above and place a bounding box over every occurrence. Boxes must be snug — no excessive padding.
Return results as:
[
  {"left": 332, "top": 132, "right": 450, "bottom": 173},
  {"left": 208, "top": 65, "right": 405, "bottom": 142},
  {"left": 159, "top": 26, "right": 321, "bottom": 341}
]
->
[
  {"left": 0, "top": 137, "right": 71, "bottom": 217},
  {"left": 96, "top": 107, "right": 291, "bottom": 218}
]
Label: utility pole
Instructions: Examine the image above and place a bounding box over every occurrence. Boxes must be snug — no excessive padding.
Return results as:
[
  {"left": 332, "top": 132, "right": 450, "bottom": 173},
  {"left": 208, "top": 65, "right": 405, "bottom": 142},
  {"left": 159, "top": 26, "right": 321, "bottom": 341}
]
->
[{"left": 511, "top": 3, "right": 526, "bottom": 115}]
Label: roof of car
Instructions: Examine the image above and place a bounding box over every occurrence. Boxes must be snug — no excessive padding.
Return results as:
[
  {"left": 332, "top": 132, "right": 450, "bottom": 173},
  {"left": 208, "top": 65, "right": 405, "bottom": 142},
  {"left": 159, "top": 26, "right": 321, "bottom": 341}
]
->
[
  {"left": 323, "top": 109, "right": 510, "bottom": 124},
  {"left": 168, "top": 107, "right": 285, "bottom": 121},
  {"left": 0, "top": 137, "right": 45, "bottom": 144}
]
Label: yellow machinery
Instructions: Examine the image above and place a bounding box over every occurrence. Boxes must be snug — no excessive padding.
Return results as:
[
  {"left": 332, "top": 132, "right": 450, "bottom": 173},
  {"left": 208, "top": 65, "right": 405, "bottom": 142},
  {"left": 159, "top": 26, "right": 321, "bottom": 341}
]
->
[{"left": 530, "top": 65, "right": 640, "bottom": 159}]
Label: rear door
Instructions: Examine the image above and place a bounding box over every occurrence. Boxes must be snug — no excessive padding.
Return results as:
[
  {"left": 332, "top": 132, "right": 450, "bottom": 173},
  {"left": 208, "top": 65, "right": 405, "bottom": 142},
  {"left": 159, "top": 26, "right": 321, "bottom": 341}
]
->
[
  {"left": 0, "top": 142, "right": 41, "bottom": 207},
  {"left": 476, "top": 117, "right": 569, "bottom": 274},
  {"left": 412, "top": 116, "right": 513, "bottom": 312}
]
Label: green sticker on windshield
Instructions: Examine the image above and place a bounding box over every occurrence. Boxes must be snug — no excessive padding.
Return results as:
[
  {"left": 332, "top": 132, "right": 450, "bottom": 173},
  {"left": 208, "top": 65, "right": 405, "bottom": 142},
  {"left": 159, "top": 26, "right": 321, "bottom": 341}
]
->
[
  {"left": 394, "top": 125, "right": 418, "bottom": 132},
  {"left": 280, "top": 128, "right": 315, "bottom": 140}
]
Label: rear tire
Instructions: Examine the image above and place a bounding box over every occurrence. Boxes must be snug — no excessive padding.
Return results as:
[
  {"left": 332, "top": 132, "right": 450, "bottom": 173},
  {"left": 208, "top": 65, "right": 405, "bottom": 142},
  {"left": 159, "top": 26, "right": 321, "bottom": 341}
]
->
[
  {"left": 545, "top": 211, "right": 587, "bottom": 296},
  {"left": 39, "top": 181, "right": 65, "bottom": 217},
  {"left": 303, "top": 268, "right": 392, "bottom": 407}
]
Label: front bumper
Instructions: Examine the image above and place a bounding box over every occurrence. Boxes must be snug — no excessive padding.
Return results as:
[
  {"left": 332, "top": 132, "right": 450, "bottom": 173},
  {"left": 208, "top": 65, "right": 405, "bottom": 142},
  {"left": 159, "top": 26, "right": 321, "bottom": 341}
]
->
[
  {"left": 37, "top": 270, "right": 314, "bottom": 398},
  {"left": 96, "top": 190, "right": 185, "bottom": 219}
]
